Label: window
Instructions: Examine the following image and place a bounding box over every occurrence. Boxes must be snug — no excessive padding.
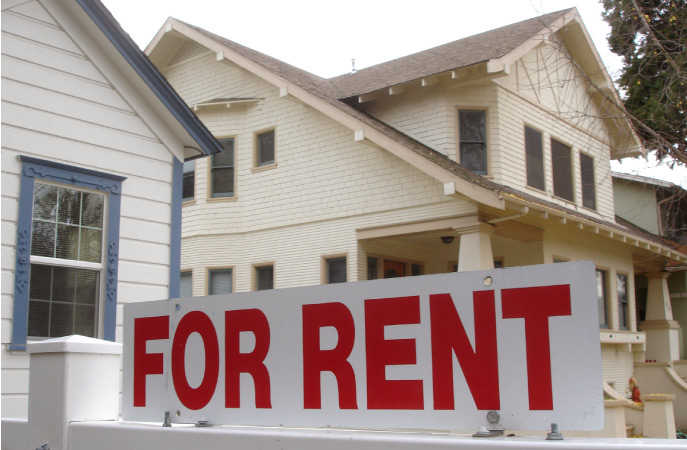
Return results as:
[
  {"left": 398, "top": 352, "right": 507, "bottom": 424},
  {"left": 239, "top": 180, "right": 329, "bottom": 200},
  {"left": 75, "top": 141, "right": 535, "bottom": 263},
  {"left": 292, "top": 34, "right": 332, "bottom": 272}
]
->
[
  {"left": 617, "top": 273, "right": 629, "bottom": 330},
  {"left": 180, "top": 271, "right": 192, "bottom": 298},
  {"left": 182, "top": 160, "right": 195, "bottom": 201},
  {"left": 596, "top": 269, "right": 608, "bottom": 329},
  {"left": 525, "top": 126, "right": 544, "bottom": 190},
  {"left": 367, "top": 257, "right": 378, "bottom": 280},
  {"left": 458, "top": 110, "right": 487, "bottom": 174},
  {"left": 209, "top": 269, "right": 233, "bottom": 295},
  {"left": 256, "top": 130, "right": 275, "bottom": 167},
  {"left": 211, "top": 138, "right": 235, "bottom": 197},
  {"left": 551, "top": 139, "right": 573, "bottom": 201},
  {"left": 325, "top": 257, "right": 347, "bottom": 284},
  {"left": 255, "top": 265, "right": 274, "bottom": 291},
  {"left": 11, "top": 157, "right": 124, "bottom": 349},
  {"left": 580, "top": 153, "right": 596, "bottom": 210}
]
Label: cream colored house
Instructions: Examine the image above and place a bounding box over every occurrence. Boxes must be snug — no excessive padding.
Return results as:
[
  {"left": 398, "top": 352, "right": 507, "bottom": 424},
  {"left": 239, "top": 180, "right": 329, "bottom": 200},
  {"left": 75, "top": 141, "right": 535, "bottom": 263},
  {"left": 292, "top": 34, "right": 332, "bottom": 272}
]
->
[
  {"left": 1, "top": 0, "right": 221, "bottom": 418},
  {"left": 146, "top": 9, "right": 687, "bottom": 434}
]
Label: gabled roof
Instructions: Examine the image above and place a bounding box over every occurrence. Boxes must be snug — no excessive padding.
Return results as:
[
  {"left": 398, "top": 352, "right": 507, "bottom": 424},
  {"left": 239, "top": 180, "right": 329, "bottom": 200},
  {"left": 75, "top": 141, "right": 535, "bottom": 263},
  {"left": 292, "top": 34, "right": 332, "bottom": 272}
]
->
[
  {"left": 329, "top": 9, "right": 572, "bottom": 99},
  {"left": 612, "top": 171, "right": 681, "bottom": 190},
  {"left": 72, "top": 0, "right": 222, "bottom": 160}
]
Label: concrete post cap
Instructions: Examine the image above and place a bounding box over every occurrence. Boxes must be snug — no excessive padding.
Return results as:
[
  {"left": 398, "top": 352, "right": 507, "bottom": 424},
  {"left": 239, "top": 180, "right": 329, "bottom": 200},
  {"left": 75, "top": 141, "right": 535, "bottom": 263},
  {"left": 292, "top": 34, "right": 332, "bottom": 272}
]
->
[{"left": 26, "top": 335, "right": 122, "bottom": 354}]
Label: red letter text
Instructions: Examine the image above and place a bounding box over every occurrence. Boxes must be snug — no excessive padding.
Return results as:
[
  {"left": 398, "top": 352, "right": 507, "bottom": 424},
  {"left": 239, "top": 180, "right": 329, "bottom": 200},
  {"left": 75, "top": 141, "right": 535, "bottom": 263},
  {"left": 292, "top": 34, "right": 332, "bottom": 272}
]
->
[{"left": 134, "top": 315, "right": 169, "bottom": 407}]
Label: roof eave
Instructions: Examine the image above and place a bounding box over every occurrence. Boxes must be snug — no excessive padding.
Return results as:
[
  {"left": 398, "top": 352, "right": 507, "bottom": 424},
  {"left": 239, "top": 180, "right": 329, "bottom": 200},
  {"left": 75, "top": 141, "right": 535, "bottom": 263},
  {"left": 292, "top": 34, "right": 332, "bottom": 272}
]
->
[{"left": 76, "top": 0, "right": 222, "bottom": 159}]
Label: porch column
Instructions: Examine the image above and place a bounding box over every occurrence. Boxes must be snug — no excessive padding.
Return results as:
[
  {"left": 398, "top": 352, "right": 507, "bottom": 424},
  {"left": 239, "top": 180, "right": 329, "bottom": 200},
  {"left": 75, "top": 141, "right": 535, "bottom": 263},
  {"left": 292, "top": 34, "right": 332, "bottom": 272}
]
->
[
  {"left": 456, "top": 223, "right": 495, "bottom": 272},
  {"left": 641, "top": 272, "right": 681, "bottom": 363}
]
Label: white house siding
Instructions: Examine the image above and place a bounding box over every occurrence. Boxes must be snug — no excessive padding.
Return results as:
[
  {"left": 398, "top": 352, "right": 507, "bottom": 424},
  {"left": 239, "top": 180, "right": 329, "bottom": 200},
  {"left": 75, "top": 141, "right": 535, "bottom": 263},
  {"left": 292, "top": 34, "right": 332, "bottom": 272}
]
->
[
  {"left": 1, "top": 1, "right": 178, "bottom": 417},
  {"left": 355, "top": 43, "right": 616, "bottom": 223},
  {"left": 162, "top": 44, "right": 459, "bottom": 239}
]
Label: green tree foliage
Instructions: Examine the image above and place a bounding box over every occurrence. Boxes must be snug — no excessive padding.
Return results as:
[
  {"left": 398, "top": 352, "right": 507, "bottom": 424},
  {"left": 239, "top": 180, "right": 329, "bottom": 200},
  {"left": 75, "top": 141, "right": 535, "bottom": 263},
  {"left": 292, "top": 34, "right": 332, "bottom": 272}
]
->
[{"left": 602, "top": 0, "right": 686, "bottom": 165}]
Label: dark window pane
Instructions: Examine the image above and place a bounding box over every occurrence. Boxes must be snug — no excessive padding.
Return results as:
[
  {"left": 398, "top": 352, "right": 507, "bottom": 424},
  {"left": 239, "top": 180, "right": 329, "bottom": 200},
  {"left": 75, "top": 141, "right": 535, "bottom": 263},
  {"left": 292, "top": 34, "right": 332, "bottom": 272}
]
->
[
  {"left": 28, "top": 300, "right": 49, "bottom": 337},
  {"left": 50, "top": 302, "right": 74, "bottom": 337},
  {"left": 212, "top": 168, "right": 234, "bottom": 196},
  {"left": 525, "top": 127, "right": 544, "bottom": 190},
  {"left": 214, "top": 139, "right": 235, "bottom": 167},
  {"left": 29, "top": 264, "right": 52, "bottom": 300},
  {"left": 182, "top": 160, "right": 195, "bottom": 201},
  {"left": 256, "top": 266, "right": 274, "bottom": 291},
  {"left": 258, "top": 131, "right": 275, "bottom": 166},
  {"left": 209, "top": 269, "right": 232, "bottom": 294},
  {"left": 327, "top": 257, "right": 346, "bottom": 284},
  {"left": 411, "top": 264, "right": 422, "bottom": 276},
  {"left": 75, "top": 270, "right": 98, "bottom": 305},
  {"left": 580, "top": 153, "right": 596, "bottom": 210},
  {"left": 460, "top": 143, "right": 487, "bottom": 174},
  {"left": 617, "top": 274, "right": 628, "bottom": 330},
  {"left": 180, "top": 272, "right": 192, "bottom": 298},
  {"left": 459, "top": 111, "right": 487, "bottom": 174},
  {"left": 74, "top": 305, "right": 95, "bottom": 336},
  {"left": 459, "top": 111, "right": 486, "bottom": 142},
  {"left": 51, "top": 266, "right": 75, "bottom": 302},
  {"left": 551, "top": 139, "right": 573, "bottom": 201},
  {"left": 596, "top": 269, "right": 608, "bottom": 328},
  {"left": 33, "top": 184, "right": 57, "bottom": 221},
  {"left": 31, "top": 221, "right": 55, "bottom": 257},
  {"left": 367, "top": 257, "right": 378, "bottom": 280},
  {"left": 57, "top": 188, "right": 81, "bottom": 225}
]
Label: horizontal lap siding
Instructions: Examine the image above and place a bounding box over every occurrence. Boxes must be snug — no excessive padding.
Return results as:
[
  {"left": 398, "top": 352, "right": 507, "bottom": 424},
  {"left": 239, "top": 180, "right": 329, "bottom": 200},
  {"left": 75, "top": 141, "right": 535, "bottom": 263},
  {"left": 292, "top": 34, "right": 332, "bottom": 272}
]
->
[
  {"left": 181, "top": 200, "right": 478, "bottom": 295},
  {"left": 1, "top": 2, "right": 177, "bottom": 417},
  {"left": 163, "top": 48, "right": 449, "bottom": 238}
]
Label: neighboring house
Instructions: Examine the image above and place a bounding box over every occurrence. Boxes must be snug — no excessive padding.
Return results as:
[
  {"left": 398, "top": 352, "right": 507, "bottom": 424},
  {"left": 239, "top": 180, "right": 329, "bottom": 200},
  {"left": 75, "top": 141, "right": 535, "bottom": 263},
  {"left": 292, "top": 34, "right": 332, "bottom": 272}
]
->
[
  {"left": 1, "top": 0, "right": 221, "bottom": 417},
  {"left": 613, "top": 172, "right": 687, "bottom": 360},
  {"left": 146, "top": 8, "right": 687, "bottom": 433}
]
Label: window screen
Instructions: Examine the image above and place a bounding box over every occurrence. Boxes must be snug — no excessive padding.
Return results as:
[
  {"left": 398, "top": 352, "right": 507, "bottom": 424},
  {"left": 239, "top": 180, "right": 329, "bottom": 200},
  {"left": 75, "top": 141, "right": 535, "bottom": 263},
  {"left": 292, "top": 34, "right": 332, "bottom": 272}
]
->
[
  {"left": 257, "top": 130, "right": 275, "bottom": 166},
  {"left": 525, "top": 126, "right": 544, "bottom": 190},
  {"left": 580, "top": 153, "right": 596, "bottom": 210},
  {"left": 256, "top": 265, "right": 274, "bottom": 291},
  {"left": 459, "top": 111, "right": 487, "bottom": 174},
  {"left": 326, "top": 257, "right": 346, "bottom": 284},
  {"left": 209, "top": 269, "right": 233, "bottom": 294},
  {"left": 180, "top": 272, "right": 192, "bottom": 298},
  {"left": 212, "top": 139, "right": 235, "bottom": 197},
  {"left": 551, "top": 139, "right": 573, "bottom": 201}
]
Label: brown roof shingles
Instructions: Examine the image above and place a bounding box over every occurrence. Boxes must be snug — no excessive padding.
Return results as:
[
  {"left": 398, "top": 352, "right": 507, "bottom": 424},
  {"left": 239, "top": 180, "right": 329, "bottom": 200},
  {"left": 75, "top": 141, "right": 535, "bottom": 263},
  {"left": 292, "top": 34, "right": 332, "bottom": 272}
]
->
[{"left": 328, "top": 9, "right": 572, "bottom": 98}]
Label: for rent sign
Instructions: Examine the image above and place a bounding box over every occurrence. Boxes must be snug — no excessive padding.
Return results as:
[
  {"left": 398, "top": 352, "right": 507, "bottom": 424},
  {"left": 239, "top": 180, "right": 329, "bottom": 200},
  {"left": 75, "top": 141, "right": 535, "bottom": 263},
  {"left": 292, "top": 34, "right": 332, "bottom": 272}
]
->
[{"left": 122, "top": 262, "right": 603, "bottom": 431}]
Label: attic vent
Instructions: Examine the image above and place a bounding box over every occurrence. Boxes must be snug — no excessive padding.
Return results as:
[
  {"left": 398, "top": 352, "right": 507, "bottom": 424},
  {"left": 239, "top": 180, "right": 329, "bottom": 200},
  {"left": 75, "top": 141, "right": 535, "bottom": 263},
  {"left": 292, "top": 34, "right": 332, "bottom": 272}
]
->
[{"left": 168, "top": 41, "right": 210, "bottom": 67}]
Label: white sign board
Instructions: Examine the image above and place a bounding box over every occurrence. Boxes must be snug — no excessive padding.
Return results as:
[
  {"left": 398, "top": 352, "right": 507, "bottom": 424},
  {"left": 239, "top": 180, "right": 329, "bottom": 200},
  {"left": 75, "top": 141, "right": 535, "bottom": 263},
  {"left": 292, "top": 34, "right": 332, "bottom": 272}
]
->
[{"left": 123, "top": 262, "right": 603, "bottom": 431}]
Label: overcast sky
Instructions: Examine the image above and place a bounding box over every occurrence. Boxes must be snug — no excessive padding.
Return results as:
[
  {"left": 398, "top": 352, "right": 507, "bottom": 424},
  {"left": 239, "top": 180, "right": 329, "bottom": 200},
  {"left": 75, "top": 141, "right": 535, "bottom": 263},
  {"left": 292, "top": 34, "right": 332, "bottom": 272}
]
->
[{"left": 101, "top": 0, "right": 685, "bottom": 187}]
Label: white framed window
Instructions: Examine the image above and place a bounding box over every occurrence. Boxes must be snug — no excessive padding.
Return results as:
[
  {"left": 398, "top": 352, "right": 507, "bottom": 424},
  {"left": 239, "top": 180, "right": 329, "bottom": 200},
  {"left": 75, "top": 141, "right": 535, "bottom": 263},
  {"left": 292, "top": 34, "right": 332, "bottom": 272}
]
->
[{"left": 211, "top": 138, "right": 235, "bottom": 197}]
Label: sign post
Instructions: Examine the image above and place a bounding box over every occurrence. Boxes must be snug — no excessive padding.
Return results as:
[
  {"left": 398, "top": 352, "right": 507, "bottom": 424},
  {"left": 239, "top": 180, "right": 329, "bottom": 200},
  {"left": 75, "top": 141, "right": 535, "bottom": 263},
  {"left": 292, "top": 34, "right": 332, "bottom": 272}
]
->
[{"left": 123, "top": 261, "right": 603, "bottom": 432}]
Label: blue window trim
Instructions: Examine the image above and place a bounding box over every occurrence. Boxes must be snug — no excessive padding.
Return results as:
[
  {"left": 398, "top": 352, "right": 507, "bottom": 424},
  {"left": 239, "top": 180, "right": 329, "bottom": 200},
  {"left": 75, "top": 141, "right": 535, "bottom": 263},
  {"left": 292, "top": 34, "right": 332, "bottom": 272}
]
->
[
  {"left": 169, "top": 157, "right": 183, "bottom": 299},
  {"left": 10, "top": 157, "right": 126, "bottom": 350}
]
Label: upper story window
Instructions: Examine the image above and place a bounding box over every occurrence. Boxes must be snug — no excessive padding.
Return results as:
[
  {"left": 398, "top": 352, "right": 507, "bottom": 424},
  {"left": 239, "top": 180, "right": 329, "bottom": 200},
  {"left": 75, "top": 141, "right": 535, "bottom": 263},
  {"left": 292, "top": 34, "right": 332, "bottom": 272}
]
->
[
  {"left": 458, "top": 110, "right": 487, "bottom": 175},
  {"left": 525, "top": 126, "right": 544, "bottom": 191},
  {"left": 12, "top": 157, "right": 125, "bottom": 350},
  {"left": 256, "top": 129, "right": 275, "bottom": 167},
  {"left": 596, "top": 269, "right": 608, "bottom": 329},
  {"left": 580, "top": 153, "right": 596, "bottom": 210},
  {"left": 211, "top": 138, "right": 235, "bottom": 197},
  {"left": 209, "top": 268, "right": 233, "bottom": 295},
  {"left": 182, "top": 160, "right": 195, "bottom": 201},
  {"left": 551, "top": 138, "right": 573, "bottom": 202}
]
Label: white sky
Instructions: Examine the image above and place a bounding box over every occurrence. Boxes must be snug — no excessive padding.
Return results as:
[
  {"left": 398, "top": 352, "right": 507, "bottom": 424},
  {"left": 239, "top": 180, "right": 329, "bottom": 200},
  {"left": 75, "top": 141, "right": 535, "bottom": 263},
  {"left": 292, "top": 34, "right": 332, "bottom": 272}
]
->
[{"left": 101, "top": 0, "right": 686, "bottom": 188}]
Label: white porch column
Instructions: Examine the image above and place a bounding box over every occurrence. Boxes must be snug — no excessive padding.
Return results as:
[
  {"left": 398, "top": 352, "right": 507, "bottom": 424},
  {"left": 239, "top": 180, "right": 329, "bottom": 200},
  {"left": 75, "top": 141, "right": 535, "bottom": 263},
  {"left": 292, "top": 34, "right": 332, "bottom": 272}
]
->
[
  {"left": 26, "top": 335, "right": 122, "bottom": 450},
  {"left": 641, "top": 272, "right": 681, "bottom": 363},
  {"left": 456, "top": 223, "right": 495, "bottom": 272}
]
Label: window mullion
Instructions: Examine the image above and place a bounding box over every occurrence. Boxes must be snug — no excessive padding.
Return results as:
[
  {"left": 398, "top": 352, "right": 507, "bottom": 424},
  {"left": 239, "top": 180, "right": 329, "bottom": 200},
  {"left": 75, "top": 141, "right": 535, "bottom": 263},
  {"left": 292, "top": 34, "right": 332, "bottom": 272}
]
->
[{"left": 30, "top": 255, "right": 103, "bottom": 271}]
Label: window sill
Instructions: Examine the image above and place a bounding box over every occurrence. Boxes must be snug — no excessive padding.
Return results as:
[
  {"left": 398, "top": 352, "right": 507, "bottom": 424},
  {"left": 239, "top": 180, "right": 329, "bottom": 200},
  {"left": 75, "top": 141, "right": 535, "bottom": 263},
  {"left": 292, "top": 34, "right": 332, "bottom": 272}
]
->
[
  {"left": 252, "top": 162, "right": 278, "bottom": 173},
  {"left": 182, "top": 200, "right": 197, "bottom": 207},
  {"left": 207, "top": 196, "right": 238, "bottom": 203}
]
